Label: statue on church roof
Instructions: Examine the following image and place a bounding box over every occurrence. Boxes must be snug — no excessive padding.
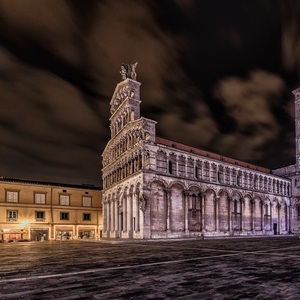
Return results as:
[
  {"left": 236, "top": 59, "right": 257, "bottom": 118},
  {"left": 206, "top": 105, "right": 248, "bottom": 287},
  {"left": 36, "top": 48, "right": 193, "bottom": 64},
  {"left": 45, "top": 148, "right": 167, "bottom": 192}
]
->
[{"left": 120, "top": 62, "right": 138, "bottom": 81}]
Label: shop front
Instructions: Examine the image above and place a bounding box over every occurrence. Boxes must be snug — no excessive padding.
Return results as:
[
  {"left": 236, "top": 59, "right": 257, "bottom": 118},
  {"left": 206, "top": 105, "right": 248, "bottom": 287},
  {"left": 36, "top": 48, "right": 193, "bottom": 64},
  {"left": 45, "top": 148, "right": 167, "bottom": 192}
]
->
[
  {"left": 55, "top": 226, "right": 74, "bottom": 240},
  {"left": 0, "top": 228, "right": 28, "bottom": 242},
  {"left": 77, "top": 226, "right": 96, "bottom": 239},
  {"left": 31, "top": 228, "right": 49, "bottom": 241}
]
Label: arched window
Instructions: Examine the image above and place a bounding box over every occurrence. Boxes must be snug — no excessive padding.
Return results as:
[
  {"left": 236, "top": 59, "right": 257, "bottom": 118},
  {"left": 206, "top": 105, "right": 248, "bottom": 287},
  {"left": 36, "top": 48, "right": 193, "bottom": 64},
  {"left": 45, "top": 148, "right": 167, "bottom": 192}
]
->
[
  {"left": 234, "top": 199, "right": 238, "bottom": 214},
  {"left": 231, "top": 169, "right": 236, "bottom": 186},
  {"left": 265, "top": 204, "right": 269, "bottom": 216},
  {"left": 168, "top": 160, "right": 173, "bottom": 174},
  {"left": 225, "top": 167, "right": 230, "bottom": 184},
  {"left": 195, "top": 161, "right": 202, "bottom": 179},
  {"left": 237, "top": 170, "right": 242, "bottom": 187},
  {"left": 254, "top": 175, "right": 258, "bottom": 189},
  {"left": 192, "top": 194, "right": 197, "bottom": 218},
  {"left": 156, "top": 151, "right": 167, "bottom": 173},
  {"left": 178, "top": 156, "right": 186, "bottom": 177},
  {"left": 204, "top": 162, "right": 210, "bottom": 181},
  {"left": 187, "top": 158, "right": 194, "bottom": 178},
  {"left": 211, "top": 164, "right": 217, "bottom": 182},
  {"left": 218, "top": 166, "right": 224, "bottom": 183}
]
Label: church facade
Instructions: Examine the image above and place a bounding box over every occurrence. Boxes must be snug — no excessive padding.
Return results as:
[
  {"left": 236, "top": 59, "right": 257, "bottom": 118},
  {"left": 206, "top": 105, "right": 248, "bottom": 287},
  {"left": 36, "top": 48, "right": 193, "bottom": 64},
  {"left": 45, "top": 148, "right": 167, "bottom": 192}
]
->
[{"left": 101, "top": 64, "right": 291, "bottom": 239}]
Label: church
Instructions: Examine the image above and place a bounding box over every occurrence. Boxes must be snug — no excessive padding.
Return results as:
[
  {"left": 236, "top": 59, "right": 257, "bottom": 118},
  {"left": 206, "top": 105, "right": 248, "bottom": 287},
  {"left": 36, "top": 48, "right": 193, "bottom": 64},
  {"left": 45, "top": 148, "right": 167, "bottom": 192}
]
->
[{"left": 101, "top": 63, "right": 293, "bottom": 239}]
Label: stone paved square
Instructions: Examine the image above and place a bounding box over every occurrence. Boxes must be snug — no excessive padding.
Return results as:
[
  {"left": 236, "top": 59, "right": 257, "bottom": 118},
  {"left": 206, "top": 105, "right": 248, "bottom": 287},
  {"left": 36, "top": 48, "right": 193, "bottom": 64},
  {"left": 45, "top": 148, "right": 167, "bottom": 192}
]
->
[{"left": 0, "top": 236, "right": 300, "bottom": 299}]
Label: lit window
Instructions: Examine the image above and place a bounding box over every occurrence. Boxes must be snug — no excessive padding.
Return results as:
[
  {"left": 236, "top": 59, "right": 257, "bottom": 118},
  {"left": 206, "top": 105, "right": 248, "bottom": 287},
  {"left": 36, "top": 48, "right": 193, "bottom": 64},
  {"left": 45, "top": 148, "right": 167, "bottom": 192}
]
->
[
  {"left": 82, "top": 196, "right": 92, "bottom": 207},
  {"left": 6, "top": 191, "right": 19, "bottom": 203},
  {"left": 60, "top": 212, "right": 69, "bottom": 220},
  {"left": 59, "top": 195, "right": 70, "bottom": 206},
  {"left": 35, "top": 211, "right": 45, "bottom": 220},
  {"left": 83, "top": 213, "right": 91, "bottom": 221},
  {"left": 7, "top": 210, "right": 18, "bottom": 221},
  {"left": 35, "top": 193, "right": 46, "bottom": 204}
]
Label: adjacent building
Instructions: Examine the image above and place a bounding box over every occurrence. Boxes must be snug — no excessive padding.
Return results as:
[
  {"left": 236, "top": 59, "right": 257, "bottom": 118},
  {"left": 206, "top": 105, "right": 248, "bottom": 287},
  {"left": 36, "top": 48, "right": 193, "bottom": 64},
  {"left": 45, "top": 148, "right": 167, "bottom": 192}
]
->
[
  {"left": 273, "top": 87, "right": 300, "bottom": 234},
  {"left": 101, "top": 65, "right": 291, "bottom": 239},
  {"left": 0, "top": 177, "right": 102, "bottom": 241}
]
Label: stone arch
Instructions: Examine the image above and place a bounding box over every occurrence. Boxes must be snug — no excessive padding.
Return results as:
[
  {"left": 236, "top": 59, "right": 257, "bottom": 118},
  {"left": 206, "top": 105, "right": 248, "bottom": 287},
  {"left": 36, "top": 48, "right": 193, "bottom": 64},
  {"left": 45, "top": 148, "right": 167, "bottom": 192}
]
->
[
  {"left": 243, "top": 193, "right": 253, "bottom": 231},
  {"left": 169, "top": 181, "right": 186, "bottom": 191},
  {"left": 263, "top": 198, "right": 272, "bottom": 231},
  {"left": 150, "top": 180, "right": 167, "bottom": 231},
  {"left": 147, "top": 178, "right": 168, "bottom": 190},
  {"left": 218, "top": 189, "right": 230, "bottom": 232},
  {"left": 203, "top": 188, "right": 216, "bottom": 232},
  {"left": 279, "top": 199, "right": 288, "bottom": 233},
  {"left": 187, "top": 184, "right": 201, "bottom": 193},
  {"left": 184, "top": 185, "right": 202, "bottom": 232},
  {"left": 292, "top": 199, "right": 300, "bottom": 233},
  {"left": 169, "top": 182, "right": 185, "bottom": 231},
  {"left": 253, "top": 195, "right": 263, "bottom": 231}
]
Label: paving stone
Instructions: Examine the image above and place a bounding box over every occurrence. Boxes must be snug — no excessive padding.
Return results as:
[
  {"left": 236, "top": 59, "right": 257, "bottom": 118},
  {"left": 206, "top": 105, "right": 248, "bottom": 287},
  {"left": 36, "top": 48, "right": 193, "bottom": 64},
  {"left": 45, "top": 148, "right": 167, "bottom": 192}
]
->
[{"left": 0, "top": 237, "right": 300, "bottom": 299}]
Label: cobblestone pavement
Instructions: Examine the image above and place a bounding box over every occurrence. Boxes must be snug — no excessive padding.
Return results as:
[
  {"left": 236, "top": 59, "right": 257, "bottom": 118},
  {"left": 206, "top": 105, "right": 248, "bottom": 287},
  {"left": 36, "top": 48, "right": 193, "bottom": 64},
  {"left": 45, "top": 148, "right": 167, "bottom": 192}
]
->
[{"left": 0, "top": 236, "right": 300, "bottom": 299}]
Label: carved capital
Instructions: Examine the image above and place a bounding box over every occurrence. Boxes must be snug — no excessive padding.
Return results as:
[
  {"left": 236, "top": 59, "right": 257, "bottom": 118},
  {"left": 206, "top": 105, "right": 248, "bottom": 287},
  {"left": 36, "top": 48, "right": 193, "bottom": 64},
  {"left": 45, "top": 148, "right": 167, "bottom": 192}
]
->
[
  {"left": 183, "top": 190, "right": 190, "bottom": 197},
  {"left": 165, "top": 188, "right": 171, "bottom": 195}
]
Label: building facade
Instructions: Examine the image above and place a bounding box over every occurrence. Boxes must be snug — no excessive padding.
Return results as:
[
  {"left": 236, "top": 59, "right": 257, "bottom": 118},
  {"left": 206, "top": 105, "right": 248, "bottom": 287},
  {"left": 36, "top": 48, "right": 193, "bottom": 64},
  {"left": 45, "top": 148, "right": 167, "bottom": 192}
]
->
[
  {"left": 101, "top": 66, "right": 291, "bottom": 239},
  {"left": 273, "top": 87, "right": 300, "bottom": 234},
  {"left": 0, "top": 177, "right": 102, "bottom": 241}
]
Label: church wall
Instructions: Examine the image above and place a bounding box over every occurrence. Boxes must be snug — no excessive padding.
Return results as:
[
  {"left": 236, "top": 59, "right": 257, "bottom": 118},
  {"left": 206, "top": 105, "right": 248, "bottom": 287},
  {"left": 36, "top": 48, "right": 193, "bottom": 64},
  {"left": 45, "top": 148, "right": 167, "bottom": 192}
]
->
[
  {"left": 102, "top": 71, "right": 293, "bottom": 240},
  {"left": 170, "top": 184, "right": 184, "bottom": 232}
]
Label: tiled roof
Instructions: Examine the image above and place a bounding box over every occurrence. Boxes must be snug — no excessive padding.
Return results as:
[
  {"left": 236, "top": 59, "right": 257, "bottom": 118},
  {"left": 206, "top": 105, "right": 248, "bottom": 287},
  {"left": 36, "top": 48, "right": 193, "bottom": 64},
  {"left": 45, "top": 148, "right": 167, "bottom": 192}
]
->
[
  {"left": 0, "top": 177, "right": 102, "bottom": 190},
  {"left": 155, "top": 137, "right": 271, "bottom": 174}
]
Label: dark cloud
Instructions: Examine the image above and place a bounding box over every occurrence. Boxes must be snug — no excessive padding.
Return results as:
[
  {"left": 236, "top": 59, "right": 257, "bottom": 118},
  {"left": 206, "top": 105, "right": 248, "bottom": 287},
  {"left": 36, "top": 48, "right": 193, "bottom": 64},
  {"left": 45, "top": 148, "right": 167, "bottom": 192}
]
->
[{"left": 0, "top": 0, "right": 299, "bottom": 186}]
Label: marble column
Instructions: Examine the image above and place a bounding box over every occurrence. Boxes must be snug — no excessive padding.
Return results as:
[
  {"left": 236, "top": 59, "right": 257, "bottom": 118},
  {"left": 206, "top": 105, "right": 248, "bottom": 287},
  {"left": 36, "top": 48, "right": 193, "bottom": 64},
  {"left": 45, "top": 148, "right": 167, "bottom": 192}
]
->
[
  {"left": 215, "top": 196, "right": 219, "bottom": 232},
  {"left": 261, "top": 201, "right": 265, "bottom": 233},
  {"left": 127, "top": 192, "right": 133, "bottom": 237},
  {"left": 115, "top": 200, "right": 119, "bottom": 235},
  {"left": 165, "top": 189, "right": 171, "bottom": 232},
  {"left": 287, "top": 204, "right": 290, "bottom": 233},
  {"left": 183, "top": 191, "right": 189, "bottom": 233},
  {"left": 102, "top": 200, "right": 107, "bottom": 232},
  {"left": 123, "top": 193, "right": 127, "bottom": 232},
  {"left": 270, "top": 202, "right": 273, "bottom": 232},
  {"left": 111, "top": 200, "right": 115, "bottom": 232},
  {"left": 201, "top": 192, "right": 205, "bottom": 232},
  {"left": 136, "top": 191, "right": 140, "bottom": 232},
  {"left": 228, "top": 196, "right": 232, "bottom": 232},
  {"left": 240, "top": 198, "right": 244, "bottom": 232},
  {"left": 278, "top": 204, "right": 281, "bottom": 234},
  {"left": 250, "top": 199, "right": 254, "bottom": 233}
]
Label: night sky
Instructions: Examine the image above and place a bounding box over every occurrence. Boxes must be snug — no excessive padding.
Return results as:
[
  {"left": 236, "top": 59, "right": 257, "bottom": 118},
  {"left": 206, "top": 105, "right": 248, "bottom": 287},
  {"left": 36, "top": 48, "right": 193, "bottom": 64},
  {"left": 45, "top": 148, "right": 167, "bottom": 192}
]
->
[{"left": 0, "top": 0, "right": 299, "bottom": 187}]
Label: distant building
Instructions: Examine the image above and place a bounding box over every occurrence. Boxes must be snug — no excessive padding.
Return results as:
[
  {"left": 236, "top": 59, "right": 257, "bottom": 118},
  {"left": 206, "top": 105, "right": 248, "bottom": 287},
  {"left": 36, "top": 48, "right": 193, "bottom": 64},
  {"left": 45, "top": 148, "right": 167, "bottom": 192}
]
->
[
  {"left": 0, "top": 177, "right": 102, "bottom": 241},
  {"left": 101, "top": 67, "right": 291, "bottom": 239},
  {"left": 273, "top": 87, "right": 300, "bottom": 234}
]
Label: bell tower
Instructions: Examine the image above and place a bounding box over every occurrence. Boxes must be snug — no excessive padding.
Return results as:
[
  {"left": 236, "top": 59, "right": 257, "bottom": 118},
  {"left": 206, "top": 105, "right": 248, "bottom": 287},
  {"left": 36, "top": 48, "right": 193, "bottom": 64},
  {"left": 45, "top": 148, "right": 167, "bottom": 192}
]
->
[{"left": 102, "top": 63, "right": 156, "bottom": 190}]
